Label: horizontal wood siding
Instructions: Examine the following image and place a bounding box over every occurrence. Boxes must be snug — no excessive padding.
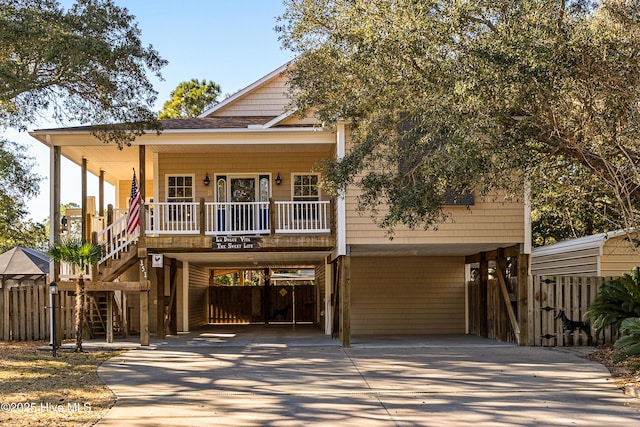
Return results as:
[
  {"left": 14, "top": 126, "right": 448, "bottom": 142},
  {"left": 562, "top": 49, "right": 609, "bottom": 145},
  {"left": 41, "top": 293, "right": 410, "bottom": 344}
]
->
[
  {"left": 345, "top": 193, "right": 524, "bottom": 245},
  {"left": 157, "top": 151, "right": 332, "bottom": 203},
  {"left": 315, "top": 262, "right": 325, "bottom": 326},
  {"left": 213, "top": 75, "right": 290, "bottom": 117},
  {"left": 350, "top": 256, "right": 465, "bottom": 335},
  {"left": 117, "top": 179, "right": 153, "bottom": 210},
  {"left": 601, "top": 237, "right": 640, "bottom": 276},
  {"left": 188, "top": 264, "right": 210, "bottom": 329}
]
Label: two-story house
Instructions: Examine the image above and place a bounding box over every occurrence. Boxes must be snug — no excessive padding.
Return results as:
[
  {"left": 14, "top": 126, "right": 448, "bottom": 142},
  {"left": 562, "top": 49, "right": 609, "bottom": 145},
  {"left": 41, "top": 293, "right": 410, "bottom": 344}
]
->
[{"left": 31, "top": 63, "right": 530, "bottom": 346}]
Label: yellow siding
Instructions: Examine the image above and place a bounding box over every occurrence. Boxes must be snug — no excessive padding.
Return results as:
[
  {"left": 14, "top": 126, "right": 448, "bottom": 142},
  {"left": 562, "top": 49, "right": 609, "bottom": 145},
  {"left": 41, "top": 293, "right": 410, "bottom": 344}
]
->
[
  {"left": 601, "top": 237, "right": 640, "bottom": 276},
  {"left": 188, "top": 264, "right": 209, "bottom": 329},
  {"left": 157, "top": 152, "right": 332, "bottom": 203},
  {"left": 350, "top": 256, "right": 466, "bottom": 335},
  {"left": 213, "top": 74, "right": 290, "bottom": 117},
  {"left": 315, "top": 262, "right": 326, "bottom": 325},
  {"left": 345, "top": 193, "right": 525, "bottom": 245},
  {"left": 117, "top": 180, "right": 153, "bottom": 209}
]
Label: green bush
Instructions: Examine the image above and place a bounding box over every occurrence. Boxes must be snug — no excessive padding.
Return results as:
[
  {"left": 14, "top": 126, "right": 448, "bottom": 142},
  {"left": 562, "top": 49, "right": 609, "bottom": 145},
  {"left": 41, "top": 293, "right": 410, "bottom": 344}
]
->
[
  {"left": 614, "top": 317, "right": 640, "bottom": 362},
  {"left": 585, "top": 267, "right": 640, "bottom": 332}
]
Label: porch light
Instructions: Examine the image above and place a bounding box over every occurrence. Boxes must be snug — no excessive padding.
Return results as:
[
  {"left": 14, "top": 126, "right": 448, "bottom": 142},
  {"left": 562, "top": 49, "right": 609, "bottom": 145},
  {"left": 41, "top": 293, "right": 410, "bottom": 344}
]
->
[
  {"left": 275, "top": 172, "right": 282, "bottom": 185},
  {"left": 203, "top": 173, "right": 211, "bottom": 186}
]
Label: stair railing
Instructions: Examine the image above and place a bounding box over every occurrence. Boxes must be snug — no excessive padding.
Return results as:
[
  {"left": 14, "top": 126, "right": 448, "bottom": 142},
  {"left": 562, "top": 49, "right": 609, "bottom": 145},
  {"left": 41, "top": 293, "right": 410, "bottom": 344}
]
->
[{"left": 96, "top": 214, "right": 139, "bottom": 265}]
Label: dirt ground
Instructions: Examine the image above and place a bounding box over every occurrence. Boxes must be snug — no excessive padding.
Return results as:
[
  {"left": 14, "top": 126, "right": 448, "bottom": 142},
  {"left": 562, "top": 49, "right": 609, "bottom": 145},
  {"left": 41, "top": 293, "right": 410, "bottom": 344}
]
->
[
  {"left": 586, "top": 346, "right": 640, "bottom": 391},
  {"left": 0, "top": 340, "right": 122, "bottom": 427}
]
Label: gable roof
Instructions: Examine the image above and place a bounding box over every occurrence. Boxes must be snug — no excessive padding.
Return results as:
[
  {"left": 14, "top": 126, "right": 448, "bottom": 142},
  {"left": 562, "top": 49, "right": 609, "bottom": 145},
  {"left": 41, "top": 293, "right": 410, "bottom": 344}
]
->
[{"left": 198, "top": 62, "right": 292, "bottom": 119}]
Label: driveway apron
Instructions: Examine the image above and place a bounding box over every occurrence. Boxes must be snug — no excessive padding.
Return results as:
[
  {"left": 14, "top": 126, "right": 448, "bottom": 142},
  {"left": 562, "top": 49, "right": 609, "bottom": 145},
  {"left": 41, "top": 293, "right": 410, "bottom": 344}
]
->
[{"left": 97, "top": 328, "right": 640, "bottom": 426}]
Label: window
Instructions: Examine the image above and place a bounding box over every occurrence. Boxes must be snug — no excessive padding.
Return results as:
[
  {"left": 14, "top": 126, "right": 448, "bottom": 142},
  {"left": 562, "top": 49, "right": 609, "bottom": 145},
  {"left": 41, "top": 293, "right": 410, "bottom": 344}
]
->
[
  {"left": 292, "top": 174, "right": 320, "bottom": 201},
  {"left": 167, "top": 175, "right": 194, "bottom": 221}
]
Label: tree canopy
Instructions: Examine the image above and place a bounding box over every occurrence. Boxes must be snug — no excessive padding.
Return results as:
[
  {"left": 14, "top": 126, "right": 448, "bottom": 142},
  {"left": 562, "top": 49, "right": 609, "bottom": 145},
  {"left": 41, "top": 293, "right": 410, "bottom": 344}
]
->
[
  {"left": 158, "top": 78, "right": 221, "bottom": 119},
  {"left": 277, "top": 0, "right": 640, "bottom": 237},
  {"left": 0, "top": 0, "right": 167, "bottom": 147},
  {"left": 0, "top": 139, "right": 43, "bottom": 251}
]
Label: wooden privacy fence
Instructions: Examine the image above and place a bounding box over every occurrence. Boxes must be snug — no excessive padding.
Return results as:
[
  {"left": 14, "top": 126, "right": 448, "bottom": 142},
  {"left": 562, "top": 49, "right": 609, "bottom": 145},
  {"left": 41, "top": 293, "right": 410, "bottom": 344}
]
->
[
  {"left": 468, "top": 278, "right": 519, "bottom": 344},
  {"left": 529, "top": 275, "right": 617, "bottom": 347},
  {"left": 0, "top": 281, "right": 75, "bottom": 341}
]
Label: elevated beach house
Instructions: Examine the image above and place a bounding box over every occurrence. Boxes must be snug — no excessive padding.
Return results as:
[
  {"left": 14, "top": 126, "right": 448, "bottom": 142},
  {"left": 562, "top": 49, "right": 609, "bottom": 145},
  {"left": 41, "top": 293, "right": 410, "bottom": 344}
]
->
[{"left": 30, "top": 63, "right": 531, "bottom": 346}]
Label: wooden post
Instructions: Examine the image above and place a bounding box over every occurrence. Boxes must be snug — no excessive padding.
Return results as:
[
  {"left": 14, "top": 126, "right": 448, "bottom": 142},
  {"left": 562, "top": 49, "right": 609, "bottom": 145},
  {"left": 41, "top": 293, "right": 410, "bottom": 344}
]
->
[
  {"left": 156, "top": 261, "right": 165, "bottom": 339},
  {"left": 479, "top": 252, "right": 489, "bottom": 338},
  {"left": 106, "top": 292, "right": 114, "bottom": 343},
  {"left": 99, "top": 170, "right": 105, "bottom": 217},
  {"left": 269, "top": 198, "right": 276, "bottom": 236},
  {"left": 138, "top": 145, "right": 146, "bottom": 235},
  {"left": 339, "top": 255, "right": 351, "bottom": 348},
  {"left": 51, "top": 145, "right": 62, "bottom": 347},
  {"left": 2, "top": 278, "right": 8, "bottom": 340},
  {"left": 82, "top": 158, "right": 88, "bottom": 242},
  {"left": 199, "top": 198, "right": 205, "bottom": 236},
  {"left": 518, "top": 252, "right": 530, "bottom": 346}
]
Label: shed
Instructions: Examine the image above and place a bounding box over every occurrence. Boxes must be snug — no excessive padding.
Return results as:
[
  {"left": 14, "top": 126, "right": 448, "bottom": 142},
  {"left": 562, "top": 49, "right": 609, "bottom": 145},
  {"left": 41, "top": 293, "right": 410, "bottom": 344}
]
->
[{"left": 531, "top": 230, "right": 640, "bottom": 277}]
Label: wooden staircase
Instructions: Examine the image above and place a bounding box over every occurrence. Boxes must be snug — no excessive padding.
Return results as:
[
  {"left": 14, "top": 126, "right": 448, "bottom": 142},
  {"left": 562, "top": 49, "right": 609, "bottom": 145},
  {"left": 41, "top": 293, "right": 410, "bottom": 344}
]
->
[
  {"left": 99, "top": 243, "right": 139, "bottom": 282},
  {"left": 85, "top": 293, "right": 126, "bottom": 339}
]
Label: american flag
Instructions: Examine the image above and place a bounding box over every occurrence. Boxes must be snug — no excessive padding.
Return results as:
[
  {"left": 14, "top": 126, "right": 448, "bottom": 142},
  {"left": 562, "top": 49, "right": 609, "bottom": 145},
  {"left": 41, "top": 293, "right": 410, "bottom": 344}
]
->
[{"left": 126, "top": 169, "right": 141, "bottom": 235}]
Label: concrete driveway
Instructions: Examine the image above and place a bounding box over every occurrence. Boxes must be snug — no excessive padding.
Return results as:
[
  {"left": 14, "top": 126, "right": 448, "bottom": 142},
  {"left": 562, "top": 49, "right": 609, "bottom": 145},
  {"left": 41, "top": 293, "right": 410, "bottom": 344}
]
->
[{"left": 96, "top": 325, "right": 640, "bottom": 426}]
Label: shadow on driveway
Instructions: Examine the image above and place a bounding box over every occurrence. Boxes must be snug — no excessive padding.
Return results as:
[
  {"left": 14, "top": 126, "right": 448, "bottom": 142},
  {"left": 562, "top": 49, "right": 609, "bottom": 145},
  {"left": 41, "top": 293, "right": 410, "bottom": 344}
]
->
[{"left": 96, "top": 325, "right": 640, "bottom": 426}]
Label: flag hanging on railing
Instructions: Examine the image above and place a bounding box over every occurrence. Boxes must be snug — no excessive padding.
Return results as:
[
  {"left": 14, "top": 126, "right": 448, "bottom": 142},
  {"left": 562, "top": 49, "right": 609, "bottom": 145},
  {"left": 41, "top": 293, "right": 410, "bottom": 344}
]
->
[{"left": 126, "top": 169, "right": 141, "bottom": 235}]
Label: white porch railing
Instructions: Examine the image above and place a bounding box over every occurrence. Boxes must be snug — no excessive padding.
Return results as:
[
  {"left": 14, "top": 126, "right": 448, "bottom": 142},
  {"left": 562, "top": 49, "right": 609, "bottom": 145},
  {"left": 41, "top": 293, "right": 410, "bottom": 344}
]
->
[
  {"left": 95, "top": 213, "right": 139, "bottom": 265},
  {"left": 204, "top": 202, "right": 270, "bottom": 235},
  {"left": 275, "top": 201, "right": 331, "bottom": 233},
  {"left": 146, "top": 202, "right": 200, "bottom": 235}
]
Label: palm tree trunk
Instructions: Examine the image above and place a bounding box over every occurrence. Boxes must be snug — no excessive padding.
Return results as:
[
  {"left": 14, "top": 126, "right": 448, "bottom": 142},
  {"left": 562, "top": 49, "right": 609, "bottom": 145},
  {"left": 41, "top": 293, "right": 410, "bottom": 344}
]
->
[{"left": 74, "top": 278, "right": 84, "bottom": 352}]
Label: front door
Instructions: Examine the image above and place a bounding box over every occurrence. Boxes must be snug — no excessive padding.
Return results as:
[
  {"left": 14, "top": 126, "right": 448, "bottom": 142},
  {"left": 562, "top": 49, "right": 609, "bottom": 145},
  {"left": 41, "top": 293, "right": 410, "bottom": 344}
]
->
[{"left": 216, "top": 174, "right": 270, "bottom": 234}]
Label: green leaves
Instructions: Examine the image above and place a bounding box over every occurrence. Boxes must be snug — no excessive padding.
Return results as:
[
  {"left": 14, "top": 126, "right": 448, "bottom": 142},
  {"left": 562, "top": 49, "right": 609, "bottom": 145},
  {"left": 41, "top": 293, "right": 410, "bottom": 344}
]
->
[
  {"left": 0, "top": 0, "right": 167, "bottom": 147},
  {"left": 158, "top": 79, "right": 221, "bottom": 119},
  {"left": 279, "top": 0, "right": 640, "bottom": 234},
  {"left": 585, "top": 268, "right": 640, "bottom": 333},
  {"left": 48, "top": 239, "right": 103, "bottom": 274},
  {"left": 614, "top": 317, "right": 640, "bottom": 362}
]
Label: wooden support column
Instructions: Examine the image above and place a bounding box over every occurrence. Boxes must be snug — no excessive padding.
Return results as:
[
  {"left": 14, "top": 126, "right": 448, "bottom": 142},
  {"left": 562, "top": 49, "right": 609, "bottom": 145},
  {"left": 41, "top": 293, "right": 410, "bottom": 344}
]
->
[
  {"left": 99, "top": 170, "right": 105, "bottom": 217},
  {"left": 156, "top": 260, "right": 165, "bottom": 339},
  {"left": 50, "top": 145, "right": 62, "bottom": 348},
  {"left": 2, "top": 278, "right": 8, "bottom": 340},
  {"left": 339, "top": 255, "right": 351, "bottom": 348},
  {"left": 106, "top": 292, "right": 114, "bottom": 343},
  {"left": 479, "top": 252, "right": 489, "bottom": 338},
  {"left": 518, "top": 252, "right": 530, "bottom": 346},
  {"left": 138, "top": 145, "right": 146, "bottom": 234},
  {"left": 199, "top": 198, "right": 205, "bottom": 236},
  {"left": 81, "top": 158, "right": 88, "bottom": 241}
]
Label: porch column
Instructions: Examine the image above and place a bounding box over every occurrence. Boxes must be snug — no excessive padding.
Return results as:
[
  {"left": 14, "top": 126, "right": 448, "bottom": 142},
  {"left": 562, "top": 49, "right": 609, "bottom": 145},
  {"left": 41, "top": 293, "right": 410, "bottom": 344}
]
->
[
  {"left": 138, "top": 145, "right": 146, "bottom": 234},
  {"left": 99, "top": 170, "right": 105, "bottom": 217},
  {"left": 139, "top": 247, "right": 150, "bottom": 346},
  {"left": 339, "top": 254, "right": 351, "bottom": 347},
  {"left": 156, "top": 260, "right": 165, "bottom": 339},
  {"left": 50, "top": 144, "right": 62, "bottom": 348},
  {"left": 518, "top": 252, "right": 531, "bottom": 345},
  {"left": 106, "top": 292, "right": 114, "bottom": 343},
  {"left": 82, "top": 158, "right": 88, "bottom": 241},
  {"left": 479, "top": 252, "right": 489, "bottom": 338}
]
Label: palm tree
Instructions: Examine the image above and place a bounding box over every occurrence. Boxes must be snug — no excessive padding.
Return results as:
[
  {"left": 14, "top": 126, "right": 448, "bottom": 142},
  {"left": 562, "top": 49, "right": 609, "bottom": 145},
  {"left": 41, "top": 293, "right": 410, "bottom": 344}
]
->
[{"left": 48, "top": 239, "right": 103, "bottom": 352}]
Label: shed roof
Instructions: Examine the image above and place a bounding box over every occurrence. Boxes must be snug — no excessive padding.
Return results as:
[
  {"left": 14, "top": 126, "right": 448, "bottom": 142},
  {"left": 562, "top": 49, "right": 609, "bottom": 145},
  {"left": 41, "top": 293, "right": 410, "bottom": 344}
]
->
[{"left": 532, "top": 230, "right": 632, "bottom": 257}]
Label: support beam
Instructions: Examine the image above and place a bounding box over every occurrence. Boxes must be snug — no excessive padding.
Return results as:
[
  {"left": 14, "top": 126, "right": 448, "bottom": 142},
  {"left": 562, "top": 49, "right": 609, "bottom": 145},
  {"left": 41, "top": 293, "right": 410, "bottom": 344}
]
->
[
  {"left": 339, "top": 255, "right": 351, "bottom": 347},
  {"left": 156, "top": 261, "right": 165, "bottom": 339},
  {"left": 518, "top": 253, "right": 531, "bottom": 346},
  {"left": 138, "top": 145, "right": 146, "bottom": 234},
  {"left": 50, "top": 145, "right": 62, "bottom": 348},
  {"left": 99, "top": 170, "right": 105, "bottom": 217},
  {"left": 106, "top": 292, "right": 114, "bottom": 343},
  {"left": 82, "top": 158, "right": 88, "bottom": 241},
  {"left": 479, "top": 252, "right": 489, "bottom": 338}
]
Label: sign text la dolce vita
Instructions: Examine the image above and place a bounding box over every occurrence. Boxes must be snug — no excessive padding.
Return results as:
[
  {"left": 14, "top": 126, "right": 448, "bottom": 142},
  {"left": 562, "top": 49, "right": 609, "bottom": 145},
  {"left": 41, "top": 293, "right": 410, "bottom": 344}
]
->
[{"left": 213, "top": 236, "right": 261, "bottom": 250}]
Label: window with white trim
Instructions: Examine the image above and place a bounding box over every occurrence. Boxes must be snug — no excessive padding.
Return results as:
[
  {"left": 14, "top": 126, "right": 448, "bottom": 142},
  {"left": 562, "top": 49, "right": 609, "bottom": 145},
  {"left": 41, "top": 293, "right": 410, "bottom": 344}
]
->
[
  {"left": 292, "top": 174, "right": 320, "bottom": 201},
  {"left": 166, "top": 175, "right": 194, "bottom": 221}
]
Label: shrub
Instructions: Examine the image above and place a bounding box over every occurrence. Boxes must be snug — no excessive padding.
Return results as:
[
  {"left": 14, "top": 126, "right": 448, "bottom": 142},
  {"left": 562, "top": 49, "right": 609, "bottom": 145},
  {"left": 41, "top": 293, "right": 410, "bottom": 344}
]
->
[
  {"left": 614, "top": 317, "right": 640, "bottom": 362},
  {"left": 585, "top": 267, "right": 640, "bottom": 333}
]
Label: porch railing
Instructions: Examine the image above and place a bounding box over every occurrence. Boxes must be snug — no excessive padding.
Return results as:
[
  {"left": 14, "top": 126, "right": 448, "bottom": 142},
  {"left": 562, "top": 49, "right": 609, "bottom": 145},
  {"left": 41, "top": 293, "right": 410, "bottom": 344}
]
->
[{"left": 147, "top": 200, "right": 331, "bottom": 236}]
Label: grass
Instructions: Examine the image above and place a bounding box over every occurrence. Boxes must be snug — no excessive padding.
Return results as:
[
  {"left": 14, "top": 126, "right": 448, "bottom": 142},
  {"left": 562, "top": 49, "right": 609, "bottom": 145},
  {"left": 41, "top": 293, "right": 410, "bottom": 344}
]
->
[{"left": 0, "top": 340, "right": 122, "bottom": 426}]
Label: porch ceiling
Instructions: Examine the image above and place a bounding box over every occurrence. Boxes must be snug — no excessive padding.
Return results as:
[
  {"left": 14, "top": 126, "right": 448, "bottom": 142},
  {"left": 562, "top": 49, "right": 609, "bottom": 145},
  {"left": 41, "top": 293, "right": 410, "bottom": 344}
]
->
[
  {"left": 348, "top": 243, "right": 522, "bottom": 258},
  {"left": 162, "top": 250, "right": 332, "bottom": 269},
  {"left": 59, "top": 141, "right": 334, "bottom": 185}
]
